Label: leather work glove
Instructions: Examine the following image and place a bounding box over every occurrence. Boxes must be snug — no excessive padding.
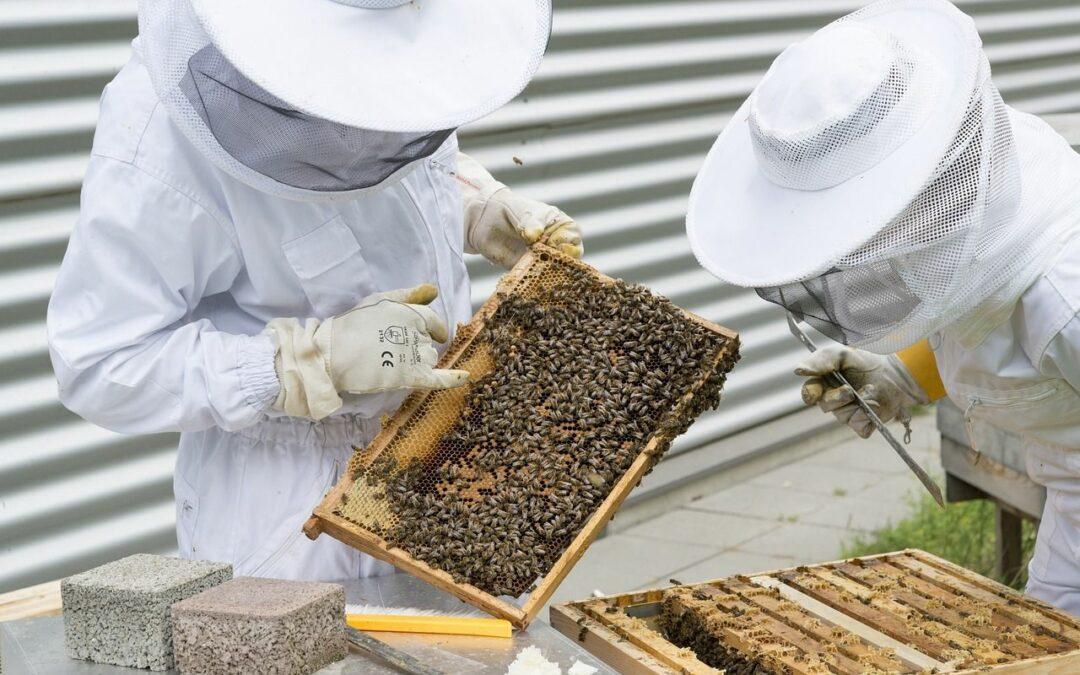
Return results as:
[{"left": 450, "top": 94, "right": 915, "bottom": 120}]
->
[
  {"left": 456, "top": 152, "right": 583, "bottom": 269},
  {"left": 795, "top": 346, "right": 929, "bottom": 439},
  {"left": 264, "top": 284, "right": 469, "bottom": 420}
]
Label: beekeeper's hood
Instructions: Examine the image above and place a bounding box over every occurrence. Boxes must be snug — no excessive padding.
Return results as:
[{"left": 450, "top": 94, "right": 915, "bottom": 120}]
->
[
  {"left": 687, "top": 0, "right": 1080, "bottom": 354},
  {"left": 137, "top": 0, "right": 551, "bottom": 201}
]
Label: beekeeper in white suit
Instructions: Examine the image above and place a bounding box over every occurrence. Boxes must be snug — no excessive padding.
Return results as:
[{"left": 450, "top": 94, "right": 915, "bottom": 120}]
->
[
  {"left": 687, "top": 0, "right": 1080, "bottom": 613},
  {"left": 46, "top": 0, "right": 581, "bottom": 581}
]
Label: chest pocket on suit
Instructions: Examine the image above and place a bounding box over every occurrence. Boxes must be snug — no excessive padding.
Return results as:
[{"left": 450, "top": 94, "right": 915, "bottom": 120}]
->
[
  {"left": 282, "top": 215, "right": 374, "bottom": 316},
  {"left": 950, "top": 379, "right": 1079, "bottom": 445}
]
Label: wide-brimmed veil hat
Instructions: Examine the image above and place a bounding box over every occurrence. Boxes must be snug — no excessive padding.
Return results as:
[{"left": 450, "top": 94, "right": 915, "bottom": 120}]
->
[
  {"left": 688, "top": 0, "right": 1080, "bottom": 355},
  {"left": 188, "top": 0, "right": 550, "bottom": 132},
  {"left": 687, "top": 0, "right": 982, "bottom": 290},
  {"left": 137, "top": 0, "right": 552, "bottom": 200}
]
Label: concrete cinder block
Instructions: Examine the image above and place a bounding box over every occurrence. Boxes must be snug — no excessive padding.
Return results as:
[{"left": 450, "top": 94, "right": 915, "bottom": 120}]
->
[
  {"left": 62, "top": 554, "right": 232, "bottom": 671},
  {"left": 171, "top": 577, "right": 346, "bottom": 675}
]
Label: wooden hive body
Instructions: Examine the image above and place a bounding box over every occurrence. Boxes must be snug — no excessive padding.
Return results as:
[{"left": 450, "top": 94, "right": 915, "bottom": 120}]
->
[
  {"left": 551, "top": 549, "right": 1080, "bottom": 674},
  {"left": 304, "top": 246, "right": 740, "bottom": 628}
]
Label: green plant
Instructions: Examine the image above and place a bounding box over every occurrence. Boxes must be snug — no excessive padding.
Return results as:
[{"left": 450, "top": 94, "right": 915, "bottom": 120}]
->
[{"left": 841, "top": 493, "right": 1037, "bottom": 589}]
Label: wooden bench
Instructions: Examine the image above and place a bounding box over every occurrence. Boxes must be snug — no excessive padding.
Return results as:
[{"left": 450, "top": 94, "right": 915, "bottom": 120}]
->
[
  {"left": 0, "top": 580, "right": 61, "bottom": 623},
  {"left": 937, "top": 400, "right": 1044, "bottom": 581}
]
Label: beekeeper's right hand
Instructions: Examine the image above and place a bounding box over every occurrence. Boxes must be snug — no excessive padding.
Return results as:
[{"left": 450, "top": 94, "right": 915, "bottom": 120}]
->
[
  {"left": 795, "top": 346, "right": 928, "bottom": 438},
  {"left": 264, "top": 284, "right": 469, "bottom": 420}
]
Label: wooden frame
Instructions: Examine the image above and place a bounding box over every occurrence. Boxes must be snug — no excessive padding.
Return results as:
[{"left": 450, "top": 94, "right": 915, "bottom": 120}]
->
[
  {"left": 304, "top": 246, "right": 740, "bottom": 629},
  {"left": 552, "top": 549, "right": 1080, "bottom": 674}
]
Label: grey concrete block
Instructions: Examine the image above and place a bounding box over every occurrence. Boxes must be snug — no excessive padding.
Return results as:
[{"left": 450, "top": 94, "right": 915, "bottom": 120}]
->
[
  {"left": 171, "top": 577, "right": 346, "bottom": 675},
  {"left": 62, "top": 554, "right": 232, "bottom": 671}
]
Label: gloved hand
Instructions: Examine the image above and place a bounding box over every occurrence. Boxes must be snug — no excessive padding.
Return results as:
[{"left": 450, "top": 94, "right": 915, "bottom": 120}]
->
[
  {"left": 264, "top": 284, "right": 469, "bottom": 420},
  {"left": 795, "top": 346, "right": 929, "bottom": 438},
  {"left": 456, "top": 152, "right": 583, "bottom": 269}
]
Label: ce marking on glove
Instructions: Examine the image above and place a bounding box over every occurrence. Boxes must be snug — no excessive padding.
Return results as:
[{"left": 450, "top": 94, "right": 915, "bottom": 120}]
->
[{"left": 381, "top": 351, "right": 395, "bottom": 368}]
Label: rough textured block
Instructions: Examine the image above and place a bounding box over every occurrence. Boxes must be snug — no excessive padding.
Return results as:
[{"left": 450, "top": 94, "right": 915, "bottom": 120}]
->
[
  {"left": 62, "top": 554, "right": 232, "bottom": 671},
  {"left": 171, "top": 577, "right": 346, "bottom": 675}
]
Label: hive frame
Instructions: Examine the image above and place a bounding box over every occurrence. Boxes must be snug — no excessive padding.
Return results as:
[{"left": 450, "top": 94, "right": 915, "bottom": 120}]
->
[
  {"left": 551, "top": 549, "right": 1080, "bottom": 674},
  {"left": 303, "top": 246, "right": 739, "bottom": 628}
]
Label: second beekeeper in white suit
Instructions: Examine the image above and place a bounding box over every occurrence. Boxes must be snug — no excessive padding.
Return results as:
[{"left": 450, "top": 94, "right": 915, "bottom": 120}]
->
[
  {"left": 687, "top": 0, "right": 1080, "bottom": 612},
  {"left": 46, "top": 0, "right": 581, "bottom": 581}
]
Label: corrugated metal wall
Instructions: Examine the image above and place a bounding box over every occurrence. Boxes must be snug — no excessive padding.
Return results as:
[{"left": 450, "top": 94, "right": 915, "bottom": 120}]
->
[{"left": 3, "top": 0, "right": 1080, "bottom": 592}]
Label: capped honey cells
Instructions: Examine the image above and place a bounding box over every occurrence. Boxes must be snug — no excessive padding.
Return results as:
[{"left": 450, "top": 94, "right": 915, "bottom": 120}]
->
[{"left": 334, "top": 250, "right": 738, "bottom": 598}]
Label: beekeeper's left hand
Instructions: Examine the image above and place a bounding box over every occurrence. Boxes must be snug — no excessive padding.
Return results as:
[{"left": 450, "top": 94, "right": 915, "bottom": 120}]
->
[{"left": 455, "top": 152, "right": 583, "bottom": 269}]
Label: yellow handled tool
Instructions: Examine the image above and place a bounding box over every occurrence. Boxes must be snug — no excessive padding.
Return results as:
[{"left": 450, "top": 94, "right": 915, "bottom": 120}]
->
[{"left": 346, "top": 613, "right": 512, "bottom": 638}]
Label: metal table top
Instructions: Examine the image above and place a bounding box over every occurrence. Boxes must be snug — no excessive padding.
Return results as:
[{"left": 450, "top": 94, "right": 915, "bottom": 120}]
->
[{"left": 0, "top": 573, "right": 613, "bottom": 674}]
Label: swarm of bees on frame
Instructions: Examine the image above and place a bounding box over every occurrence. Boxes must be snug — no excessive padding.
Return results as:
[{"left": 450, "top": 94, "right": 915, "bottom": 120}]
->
[{"left": 340, "top": 255, "right": 737, "bottom": 597}]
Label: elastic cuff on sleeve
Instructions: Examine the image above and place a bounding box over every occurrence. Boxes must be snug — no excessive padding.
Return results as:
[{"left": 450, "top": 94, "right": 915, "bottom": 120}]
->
[
  {"left": 237, "top": 334, "right": 280, "bottom": 412},
  {"left": 893, "top": 340, "right": 947, "bottom": 402}
]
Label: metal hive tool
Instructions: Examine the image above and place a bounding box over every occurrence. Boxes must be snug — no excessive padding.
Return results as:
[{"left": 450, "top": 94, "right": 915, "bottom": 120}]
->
[{"left": 304, "top": 246, "right": 740, "bottom": 628}]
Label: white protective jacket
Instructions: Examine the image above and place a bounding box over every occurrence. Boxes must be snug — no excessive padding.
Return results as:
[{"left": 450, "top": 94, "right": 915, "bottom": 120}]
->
[
  {"left": 935, "top": 234, "right": 1080, "bottom": 611},
  {"left": 46, "top": 53, "right": 473, "bottom": 580}
]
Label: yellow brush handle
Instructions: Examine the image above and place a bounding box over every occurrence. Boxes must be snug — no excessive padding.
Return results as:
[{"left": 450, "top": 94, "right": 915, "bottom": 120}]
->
[{"left": 346, "top": 614, "right": 512, "bottom": 639}]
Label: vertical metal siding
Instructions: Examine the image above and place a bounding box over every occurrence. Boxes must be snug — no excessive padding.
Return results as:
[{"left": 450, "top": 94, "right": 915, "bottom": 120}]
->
[{"left": 1, "top": 0, "right": 1078, "bottom": 592}]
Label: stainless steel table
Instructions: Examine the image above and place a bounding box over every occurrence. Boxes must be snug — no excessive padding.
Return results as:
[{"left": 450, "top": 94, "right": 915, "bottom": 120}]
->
[{"left": 1, "top": 573, "right": 613, "bottom": 674}]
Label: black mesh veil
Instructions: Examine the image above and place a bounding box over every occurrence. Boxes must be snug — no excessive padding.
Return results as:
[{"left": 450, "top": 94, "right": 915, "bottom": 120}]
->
[
  {"left": 180, "top": 45, "right": 455, "bottom": 193},
  {"left": 756, "top": 262, "right": 920, "bottom": 345}
]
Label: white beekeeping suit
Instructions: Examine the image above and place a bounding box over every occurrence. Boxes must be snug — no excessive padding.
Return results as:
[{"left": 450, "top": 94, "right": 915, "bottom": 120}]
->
[
  {"left": 686, "top": 0, "right": 1080, "bottom": 612},
  {"left": 46, "top": 0, "right": 578, "bottom": 581}
]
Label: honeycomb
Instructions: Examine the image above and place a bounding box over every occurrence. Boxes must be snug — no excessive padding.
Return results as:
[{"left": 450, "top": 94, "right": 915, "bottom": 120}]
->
[{"left": 334, "top": 248, "right": 738, "bottom": 597}]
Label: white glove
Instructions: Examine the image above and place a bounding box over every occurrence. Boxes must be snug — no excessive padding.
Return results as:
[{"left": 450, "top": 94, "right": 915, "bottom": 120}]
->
[
  {"left": 795, "top": 346, "right": 929, "bottom": 439},
  {"left": 265, "top": 284, "right": 469, "bottom": 420},
  {"left": 455, "top": 152, "right": 583, "bottom": 269}
]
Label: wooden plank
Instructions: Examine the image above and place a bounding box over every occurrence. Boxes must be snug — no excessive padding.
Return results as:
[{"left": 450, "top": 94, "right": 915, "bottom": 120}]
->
[
  {"left": 721, "top": 578, "right": 904, "bottom": 673},
  {"left": 778, "top": 567, "right": 956, "bottom": 660},
  {"left": 751, "top": 575, "right": 944, "bottom": 673},
  {"left": 865, "top": 560, "right": 1067, "bottom": 656},
  {"left": 965, "top": 650, "right": 1080, "bottom": 675},
  {"left": 891, "top": 554, "right": 1080, "bottom": 646},
  {"left": 550, "top": 604, "right": 678, "bottom": 675},
  {"left": 834, "top": 561, "right": 1020, "bottom": 663},
  {"left": 940, "top": 437, "right": 1045, "bottom": 519},
  {"left": 0, "top": 580, "right": 62, "bottom": 622},
  {"left": 996, "top": 507, "right": 1026, "bottom": 583},
  {"left": 579, "top": 599, "right": 717, "bottom": 675}
]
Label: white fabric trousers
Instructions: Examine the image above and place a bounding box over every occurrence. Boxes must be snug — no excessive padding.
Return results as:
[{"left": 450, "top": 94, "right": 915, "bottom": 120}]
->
[
  {"left": 1026, "top": 444, "right": 1080, "bottom": 615},
  {"left": 173, "top": 413, "right": 396, "bottom": 580}
]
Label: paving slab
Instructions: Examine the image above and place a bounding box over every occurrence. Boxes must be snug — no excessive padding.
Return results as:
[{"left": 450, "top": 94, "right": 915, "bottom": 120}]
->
[
  {"left": 748, "top": 458, "right": 888, "bottom": 497},
  {"left": 738, "top": 523, "right": 855, "bottom": 565},
  {"left": 858, "top": 472, "right": 923, "bottom": 503},
  {"left": 623, "top": 509, "right": 781, "bottom": 548},
  {"left": 549, "top": 534, "right": 721, "bottom": 606},
  {"left": 662, "top": 550, "right": 795, "bottom": 586},
  {"left": 688, "top": 483, "right": 832, "bottom": 522},
  {"left": 802, "top": 494, "right": 918, "bottom": 533}
]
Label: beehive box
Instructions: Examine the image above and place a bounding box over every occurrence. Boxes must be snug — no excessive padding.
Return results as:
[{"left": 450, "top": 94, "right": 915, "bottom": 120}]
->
[
  {"left": 304, "top": 246, "right": 739, "bottom": 628},
  {"left": 551, "top": 549, "right": 1080, "bottom": 674}
]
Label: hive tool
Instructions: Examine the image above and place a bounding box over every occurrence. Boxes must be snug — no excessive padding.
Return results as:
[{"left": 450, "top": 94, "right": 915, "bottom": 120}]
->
[{"left": 786, "top": 312, "right": 944, "bottom": 508}]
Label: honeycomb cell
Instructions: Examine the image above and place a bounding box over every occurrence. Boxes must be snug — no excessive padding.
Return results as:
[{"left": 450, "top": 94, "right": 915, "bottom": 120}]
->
[{"left": 334, "top": 250, "right": 739, "bottom": 598}]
